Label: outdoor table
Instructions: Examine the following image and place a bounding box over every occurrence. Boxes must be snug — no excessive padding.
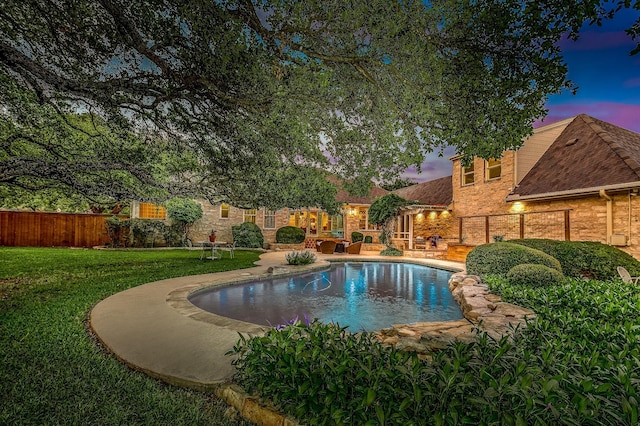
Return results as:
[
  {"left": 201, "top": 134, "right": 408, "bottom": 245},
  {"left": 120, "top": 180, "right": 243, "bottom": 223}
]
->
[{"left": 199, "top": 241, "right": 227, "bottom": 260}]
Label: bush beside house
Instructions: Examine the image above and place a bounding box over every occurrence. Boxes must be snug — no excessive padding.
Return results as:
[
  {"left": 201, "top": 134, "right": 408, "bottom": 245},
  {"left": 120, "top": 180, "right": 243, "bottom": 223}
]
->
[
  {"left": 465, "top": 242, "right": 562, "bottom": 276},
  {"left": 276, "top": 226, "right": 306, "bottom": 244},
  {"left": 232, "top": 222, "right": 264, "bottom": 248},
  {"left": 509, "top": 239, "right": 640, "bottom": 280}
]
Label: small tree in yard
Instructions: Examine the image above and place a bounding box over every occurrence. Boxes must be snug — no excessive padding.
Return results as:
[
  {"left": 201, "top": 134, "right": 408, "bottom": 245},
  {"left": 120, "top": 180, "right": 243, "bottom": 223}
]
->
[
  {"left": 368, "top": 194, "right": 413, "bottom": 251},
  {"left": 166, "top": 198, "right": 203, "bottom": 246}
]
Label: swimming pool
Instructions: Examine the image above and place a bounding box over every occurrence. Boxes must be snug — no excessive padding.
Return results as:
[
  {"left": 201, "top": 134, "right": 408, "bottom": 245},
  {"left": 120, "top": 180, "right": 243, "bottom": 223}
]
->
[{"left": 189, "top": 262, "right": 463, "bottom": 332}]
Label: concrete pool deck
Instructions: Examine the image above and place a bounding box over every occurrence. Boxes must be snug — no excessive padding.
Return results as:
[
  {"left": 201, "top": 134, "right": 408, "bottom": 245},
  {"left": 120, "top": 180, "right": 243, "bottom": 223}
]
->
[{"left": 89, "top": 251, "right": 465, "bottom": 391}]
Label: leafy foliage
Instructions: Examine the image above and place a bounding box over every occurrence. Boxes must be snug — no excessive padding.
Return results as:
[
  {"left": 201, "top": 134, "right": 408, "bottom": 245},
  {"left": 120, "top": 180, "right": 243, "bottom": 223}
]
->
[
  {"left": 509, "top": 239, "right": 640, "bottom": 280},
  {"left": 364, "top": 235, "right": 373, "bottom": 244},
  {"left": 368, "top": 194, "right": 413, "bottom": 248},
  {"left": 232, "top": 222, "right": 264, "bottom": 248},
  {"left": 507, "top": 263, "right": 565, "bottom": 288},
  {"left": 285, "top": 250, "right": 317, "bottom": 266},
  {"left": 104, "top": 217, "right": 183, "bottom": 247},
  {"left": 275, "top": 226, "right": 306, "bottom": 244},
  {"left": 351, "top": 232, "right": 364, "bottom": 243},
  {"left": 166, "top": 198, "right": 203, "bottom": 225},
  {"left": 380, "top": 247, "right": 404, "bottom": 256},
  {"left": 232, "top": 274, "right": 640, "bottom": 425},
  {"left": 3, "top": 1, "right": 638, "bottom": 208},
  {"left": 466, "top": 242, "right": 562, "bottom": 276}
]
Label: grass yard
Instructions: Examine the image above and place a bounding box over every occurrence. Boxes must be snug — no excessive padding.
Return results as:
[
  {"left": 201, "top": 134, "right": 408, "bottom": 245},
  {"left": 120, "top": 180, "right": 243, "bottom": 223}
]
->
[{"left": 0, "top": 247, "right": 260, "bottom": 425}]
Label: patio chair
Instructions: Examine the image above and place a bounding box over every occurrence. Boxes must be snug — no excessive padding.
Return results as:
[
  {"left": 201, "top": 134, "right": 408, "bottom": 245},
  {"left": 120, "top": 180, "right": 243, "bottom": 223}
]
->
[
  {"left": 345, "top": 241, "right": 362, "bottom": 254},
  {"left": 617, "top": 266, "right": 640, "bottom": 284},
  {"left": 218, "top": 242, "right": 235, "bottom": 259},
  {"left": 319, "top": 240, "right": 337, "bottom": 254}
]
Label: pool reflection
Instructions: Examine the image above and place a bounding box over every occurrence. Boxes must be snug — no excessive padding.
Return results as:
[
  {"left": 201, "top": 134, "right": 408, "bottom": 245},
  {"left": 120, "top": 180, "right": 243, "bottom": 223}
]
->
[{"left": 189, "top": 262, "right": 462, "bottom": 332}]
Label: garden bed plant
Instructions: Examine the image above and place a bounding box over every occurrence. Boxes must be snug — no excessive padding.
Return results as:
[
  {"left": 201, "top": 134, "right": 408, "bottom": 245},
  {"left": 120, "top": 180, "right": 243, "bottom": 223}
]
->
[{"left": 231, "top": 241, "right": 640, "bottom": 425}]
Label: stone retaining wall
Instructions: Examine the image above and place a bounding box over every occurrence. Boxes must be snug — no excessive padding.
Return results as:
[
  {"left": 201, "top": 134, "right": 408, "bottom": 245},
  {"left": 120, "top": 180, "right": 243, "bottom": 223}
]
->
[{"left": 376, "top": 272, "right": 535, "bottom": 354}]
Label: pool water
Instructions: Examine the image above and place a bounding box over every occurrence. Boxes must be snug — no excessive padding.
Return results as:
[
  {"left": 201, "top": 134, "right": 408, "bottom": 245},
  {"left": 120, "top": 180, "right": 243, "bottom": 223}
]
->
[{"left": 189, "top": 262, "right": 463, "bottom": 332}]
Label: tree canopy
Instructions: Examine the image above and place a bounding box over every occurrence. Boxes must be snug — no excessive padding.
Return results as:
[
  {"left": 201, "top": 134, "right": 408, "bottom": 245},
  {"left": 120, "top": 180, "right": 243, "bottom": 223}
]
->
[{"left": 1, "top": 0, "right": 638, "bottom": 210}]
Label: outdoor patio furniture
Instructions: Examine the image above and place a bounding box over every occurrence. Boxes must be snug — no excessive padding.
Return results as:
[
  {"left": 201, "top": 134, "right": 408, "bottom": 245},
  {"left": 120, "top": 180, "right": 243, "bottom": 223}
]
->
[
  {"left": 414, "top": 236, "right": 426, "bottom": 249},
  {"left": 319, "top": 240, "right": 337, "bottom": 254},
  {"left": 345, "top": 241, "right": 362, "bottom": 254},
  {"left": 617, "top": 266, "right": 640, "bottom": 284},
  {"left": 218, "top": 242, "right": 235, "bottom": 259}
]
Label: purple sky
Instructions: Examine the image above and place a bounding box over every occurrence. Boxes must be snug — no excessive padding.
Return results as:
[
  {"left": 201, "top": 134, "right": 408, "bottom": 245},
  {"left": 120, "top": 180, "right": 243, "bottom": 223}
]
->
[{"left": 406, "top": 8, "right": 640, "bottom": 183}]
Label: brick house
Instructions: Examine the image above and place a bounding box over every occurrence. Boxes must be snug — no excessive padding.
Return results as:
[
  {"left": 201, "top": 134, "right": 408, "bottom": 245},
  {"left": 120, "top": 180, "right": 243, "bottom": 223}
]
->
[
  {"left": 391, "top": 114, "right": 640, "bottom": 259},
  {"left": 133, "top": 182, "right": 390, "bottom": 248}
]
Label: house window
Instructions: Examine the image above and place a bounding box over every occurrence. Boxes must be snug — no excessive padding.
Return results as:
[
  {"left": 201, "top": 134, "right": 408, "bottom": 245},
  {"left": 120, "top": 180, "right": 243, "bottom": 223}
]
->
[
  {"left": 220, "top": 203, "right": 230, "bottom": 219},
  {"left": 485, "top": 158, "right": 501, "bottom": 180},
  {"left": 138, "top": 202, "right": 166, "bottom": 220},
  {"left": 394, "top": 215, "right": 410, "bottom": 240},
  {"left": 357, "top": 207, "right": 379, "bottom": 230},
  {"left": 263, "top": 209, "right": 276, "bottom": 229},
  {"left": 462, "top": 162, "right": 475, "bottom": 186},
  {"left": 243, "top": 209, "right": 256, "bottom": 224}
]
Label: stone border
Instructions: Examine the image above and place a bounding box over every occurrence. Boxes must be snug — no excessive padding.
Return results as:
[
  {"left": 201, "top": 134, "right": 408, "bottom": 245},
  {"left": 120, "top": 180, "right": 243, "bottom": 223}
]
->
[{"left": 376, "top": 272, "right": 536, "bottom": 353}]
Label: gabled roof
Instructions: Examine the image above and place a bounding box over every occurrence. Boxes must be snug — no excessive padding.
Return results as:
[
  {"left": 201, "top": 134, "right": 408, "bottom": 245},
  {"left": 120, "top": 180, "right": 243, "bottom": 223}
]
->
[
  {"left": 336, "top": 185, "right": 388, "bottom": 205},
  {"left": 508, "top": 114, "right": 640, "bottom": 200},
  {"left": 327, "top": 175, "right": 388, "bottom": 205},
  {"left": 392, "top": 175, "right": 453, "bottom": 207}
]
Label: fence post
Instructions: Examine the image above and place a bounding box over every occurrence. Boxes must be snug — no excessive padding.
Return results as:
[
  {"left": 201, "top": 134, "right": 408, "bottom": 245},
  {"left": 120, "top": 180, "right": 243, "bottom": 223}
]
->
[
  {"left": 458, "top": 217, "right": 463, "bottom": 242},
  {"left": 519, "top": 214, "right": 525, "bottom": 239},
  {"left": 564, "top": 210, "right": 571, "bottom": 241},
  {"left": 485, "top": 216, "right": 490, "bottom": 243}
]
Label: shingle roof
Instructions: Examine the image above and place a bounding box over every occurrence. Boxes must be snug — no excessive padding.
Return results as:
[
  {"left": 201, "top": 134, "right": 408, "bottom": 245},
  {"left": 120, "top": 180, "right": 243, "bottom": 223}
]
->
[
  {"left": 335, "top": 185, "right": 388, "bottom": 205},
  {"left": 392, "top": 175, "right": 453, "bottom": 206},
  {"left": 511, "top": 114, "right": 640, "bottom": 198},
  {"left": 327, "top": 175, "right": 388, "bottom": 205}
]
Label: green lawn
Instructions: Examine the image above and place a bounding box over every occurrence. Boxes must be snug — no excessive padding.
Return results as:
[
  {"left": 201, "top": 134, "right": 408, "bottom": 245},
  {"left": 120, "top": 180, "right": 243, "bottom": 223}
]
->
[{"left": 0, "top": 247, "right": 260, "bottom": 425}]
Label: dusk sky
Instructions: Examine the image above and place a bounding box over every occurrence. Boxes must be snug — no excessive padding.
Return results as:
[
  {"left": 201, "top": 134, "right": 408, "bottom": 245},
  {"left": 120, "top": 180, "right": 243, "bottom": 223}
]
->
[{"left": 406, "top": 8, "right": 640, "bottom": 183}]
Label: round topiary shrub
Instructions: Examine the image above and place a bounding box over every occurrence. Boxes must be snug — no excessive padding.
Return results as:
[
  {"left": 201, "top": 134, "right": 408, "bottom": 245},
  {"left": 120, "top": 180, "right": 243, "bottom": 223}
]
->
[
  {"left": 276, "top": 226, "right": 306, "bottom": 244},
  {"left": 506, "top": 263, "right": 565, "bottom": 288},
  {"left": 364, "top": 235, "right": 373, "bottom": 243},
  {"left": 351, "top": 232, "right": 364, "bottom": 243},
  {"left": 466, "top": 242, "right": 562, "bottom": 277},
  {"left": 509, "top": 239, "right": 640, "bottom": 280},
  {"left": 232, "top": 222, "right": 264, "bottom": 248}
]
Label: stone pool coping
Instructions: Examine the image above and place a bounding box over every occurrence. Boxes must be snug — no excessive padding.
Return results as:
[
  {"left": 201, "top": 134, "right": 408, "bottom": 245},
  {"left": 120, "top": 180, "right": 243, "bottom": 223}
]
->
[{"left": 90, "top": 251, "right": 534, "bottom": 425}]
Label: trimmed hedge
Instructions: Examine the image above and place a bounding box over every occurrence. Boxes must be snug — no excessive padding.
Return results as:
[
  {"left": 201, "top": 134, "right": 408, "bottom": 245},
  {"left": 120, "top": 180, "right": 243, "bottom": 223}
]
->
[
  {"left": 276, "top": 226, "right": 306, "bottom": 244},
  {"left": 466, "top": 242, "right": 562, "bottom": 277},
  {"left": 509, "top": 239, "right": 640, "bottom": 280},
  {"left": 232, "top": 222, "right": 264, "bottom": 248},
  {"left": 507, "top": 263, "right": 565, "bottom": 288},
  {"left": 351, "top": 231, "right": 364, "bottom": 243},
  {"left": 364, "top": 235, "right": 373, "bottom": 243}
]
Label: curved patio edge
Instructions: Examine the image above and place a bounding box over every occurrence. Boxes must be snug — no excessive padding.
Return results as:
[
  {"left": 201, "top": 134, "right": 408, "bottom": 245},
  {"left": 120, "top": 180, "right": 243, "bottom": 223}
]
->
[{"left": 90, "top": 252, "right": 467, "bottom": 391}]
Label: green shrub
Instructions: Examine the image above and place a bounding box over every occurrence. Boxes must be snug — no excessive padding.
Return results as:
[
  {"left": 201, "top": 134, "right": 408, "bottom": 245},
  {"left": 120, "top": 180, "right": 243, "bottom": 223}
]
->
[
  {"left": 275, "top": 226, "right": 306, "bottom": 244},
  {"left": 510, "top": 239, "right": 640, "bottom": 280},
  {"left": 364, "top": 235, "right": 373, "bottom": 243},
  {"left": 506, "top": 263, "right": 565, "bottom": 288},
  {"left": 285, "top": 250, "right": 317, "bottom": 265},
  {"left": 231, "top": 320, "right": 423, "bottom": 424},
  {"left": 351, "top": 231, "right": 364, "bottom": 243},
  {"left": 466, "top": 242, "right": 562, "bottom": 277},
  {"left": 380, "top": 247, "right": 403, "bottom": 256},
  {"left": 232, "top": 222, "right": 264, "bottom": 248},
  {"left": 165, "top": 198, "right": 202, "bottom": 224},
  {"left": 104, "top": 216, "right": 129, "bottom": 247}
]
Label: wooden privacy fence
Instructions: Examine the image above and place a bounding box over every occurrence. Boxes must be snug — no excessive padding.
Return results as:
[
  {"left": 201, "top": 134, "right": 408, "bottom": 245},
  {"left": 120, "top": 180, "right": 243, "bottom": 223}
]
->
[
  {"left": 458, "top": 210, "right": 571, "bottom": 246},
  {"left": 0, "top": 210, "right": 128, "bottom": 248}
]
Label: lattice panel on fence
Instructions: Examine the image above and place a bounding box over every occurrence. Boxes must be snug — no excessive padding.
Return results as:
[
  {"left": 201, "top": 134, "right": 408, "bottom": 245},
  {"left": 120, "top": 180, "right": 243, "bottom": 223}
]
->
[
  {"left": 524, "top": 211, "right": 566, "bottom": 240},
  {"left": 488, "top": 215, "right": 520, "bottom": 241},
  {"left": 460, "top": 210, "right": 569, "bottom": 245}
]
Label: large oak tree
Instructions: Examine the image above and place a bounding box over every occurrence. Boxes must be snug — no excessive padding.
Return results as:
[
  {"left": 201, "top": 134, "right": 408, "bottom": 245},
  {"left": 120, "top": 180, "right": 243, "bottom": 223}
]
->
[{"left": 1, "top": 0, "right": 637, "bottom": 210}]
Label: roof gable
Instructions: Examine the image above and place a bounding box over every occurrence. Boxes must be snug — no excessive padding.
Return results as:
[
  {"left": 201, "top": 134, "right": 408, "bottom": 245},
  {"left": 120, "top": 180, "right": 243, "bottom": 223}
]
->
[
  {"left": 512, "top": 114, "right": 640, "bottom": 197},
  {"left": 392, "top": 175, "right": 453, "bottom": 206}
]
